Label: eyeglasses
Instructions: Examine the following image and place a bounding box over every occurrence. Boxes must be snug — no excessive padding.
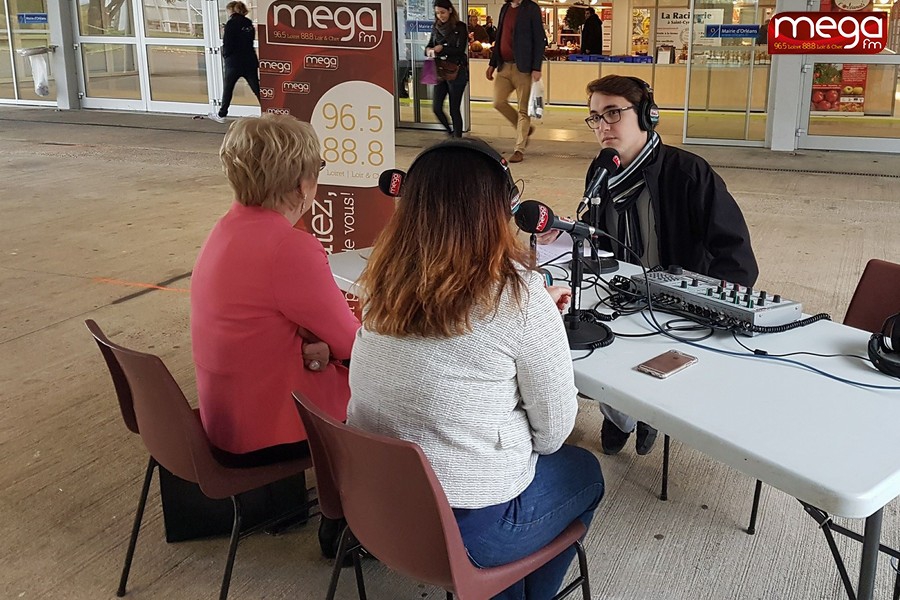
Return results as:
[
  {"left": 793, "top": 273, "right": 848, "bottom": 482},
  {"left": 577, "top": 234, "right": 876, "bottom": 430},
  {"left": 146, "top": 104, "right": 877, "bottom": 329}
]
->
[
  {"left": 319, "top": 159, "right": 326, "bottom": 172},
  {"left": 584, "top": 106, "right": 635, "bottom": 129}
]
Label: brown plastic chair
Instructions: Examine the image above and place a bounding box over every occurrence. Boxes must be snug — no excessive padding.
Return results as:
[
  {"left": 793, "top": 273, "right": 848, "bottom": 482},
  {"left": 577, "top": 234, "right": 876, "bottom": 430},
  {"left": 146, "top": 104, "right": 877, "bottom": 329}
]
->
[
  {"left": 86, "top": 320, "right": 312, "bottom": 600},
  {"left": 745, "top": 258, "right": 900, "bottom": 536},
  {"left": 294, "top": 392, "right": 592, "bottom": 600}
]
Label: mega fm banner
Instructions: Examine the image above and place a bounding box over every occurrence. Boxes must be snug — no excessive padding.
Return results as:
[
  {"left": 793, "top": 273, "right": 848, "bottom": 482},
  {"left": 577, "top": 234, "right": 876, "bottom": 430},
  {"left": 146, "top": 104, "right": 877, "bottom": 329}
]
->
[{"left": 257, "top": 0, "right": 396, "bottom": 255}]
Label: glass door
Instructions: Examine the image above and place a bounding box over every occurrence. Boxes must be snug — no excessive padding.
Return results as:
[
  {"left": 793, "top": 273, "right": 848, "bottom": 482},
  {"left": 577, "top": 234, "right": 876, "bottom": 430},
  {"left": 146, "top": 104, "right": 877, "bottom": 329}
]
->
[
  {"left": 683, "top": 0, "right": 772, "bottom": 145},
  {"left": 396, "top": 0, "right": 470, "bottom": 131},
  {"left": 1, "top": 0, "right": 56, "bottom": 103},
  {"left": 74, "top": 0, "right": 145, "bottom": 109},
  {"left": 207, "top": 0, "right": 260, "bottom": 117},
  {"left": 795, "top": 0, "right": 900, "bottom": 152}
]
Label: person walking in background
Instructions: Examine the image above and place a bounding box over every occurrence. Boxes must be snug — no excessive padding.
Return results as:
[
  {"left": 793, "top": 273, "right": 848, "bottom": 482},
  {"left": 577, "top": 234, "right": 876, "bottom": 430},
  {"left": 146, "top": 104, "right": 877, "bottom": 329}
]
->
[
  {"left": 580, "top": 7, "right": 603, "bottom": 55},
  {"left": 349, "top": 138, "right": 604, "bottom": 600},
  {"left": 486, "top": 0, "right": 545, "bottom": 163},
  {"left": 426, "top": 0, "right": 469, "bottom": 138},
  {"left": 468, "top": 13, "right": 490, "bottom": 43},
  {"left": 208, "top": 1, "right": 259, "bottom": 123},
  {"left": 484, "top": 15, "right": 497, "bottom": 43}
]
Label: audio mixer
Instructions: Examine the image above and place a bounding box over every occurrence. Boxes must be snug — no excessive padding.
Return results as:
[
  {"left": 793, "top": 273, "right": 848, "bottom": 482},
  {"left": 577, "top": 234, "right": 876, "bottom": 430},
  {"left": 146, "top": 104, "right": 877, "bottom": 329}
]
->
[{"left": 630, "top": 266, "right": 802, "bottom": 335}]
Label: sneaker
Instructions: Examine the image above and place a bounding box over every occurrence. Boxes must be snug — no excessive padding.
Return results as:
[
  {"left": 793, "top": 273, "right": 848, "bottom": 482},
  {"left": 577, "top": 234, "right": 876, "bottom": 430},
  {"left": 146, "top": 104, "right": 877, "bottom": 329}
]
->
[
  {"left": 635, "top": 421, "right": 658, "bottom": 455},
  {"left": 601, "top": 418, "right": 630, "bottom": 455},
  {"left": 508, "top": 150, "right": 524, "bottom": 163},
  {"left": 207, "top": 112, "right": 226, "bottom": 123}
]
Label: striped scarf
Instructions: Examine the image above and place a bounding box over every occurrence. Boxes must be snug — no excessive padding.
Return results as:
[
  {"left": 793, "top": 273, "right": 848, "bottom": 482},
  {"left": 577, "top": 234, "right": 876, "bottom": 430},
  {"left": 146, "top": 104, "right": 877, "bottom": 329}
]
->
[{"left": 607, "top": 131, "right": 660, "bottom": 261}]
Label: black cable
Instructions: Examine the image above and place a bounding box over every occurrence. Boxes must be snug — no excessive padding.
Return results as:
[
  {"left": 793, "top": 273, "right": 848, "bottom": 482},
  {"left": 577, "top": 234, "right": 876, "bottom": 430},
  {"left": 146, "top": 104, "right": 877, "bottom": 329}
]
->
[
  {"left": 581, "top": 232, "right": 899, "bottom": 390},
  {"left": 572, "top": 348, "right": 596, "bottom": 361},
  {"left": 730, "top": 332, "right": 873, "bottom": 362}
]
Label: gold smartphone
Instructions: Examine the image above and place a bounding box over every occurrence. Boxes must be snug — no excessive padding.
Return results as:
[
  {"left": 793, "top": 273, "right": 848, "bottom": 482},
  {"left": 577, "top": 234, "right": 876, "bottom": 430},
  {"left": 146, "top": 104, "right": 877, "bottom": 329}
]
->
[{"left": 636, "top": 350, "right": 698, "bottom": 379}]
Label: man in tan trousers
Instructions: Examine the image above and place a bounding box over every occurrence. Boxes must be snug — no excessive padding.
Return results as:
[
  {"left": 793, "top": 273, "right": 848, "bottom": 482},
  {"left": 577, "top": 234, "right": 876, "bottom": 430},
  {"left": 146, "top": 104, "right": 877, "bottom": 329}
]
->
[{"left": 486, "top": 0, "right": 546, "bottom": 163}]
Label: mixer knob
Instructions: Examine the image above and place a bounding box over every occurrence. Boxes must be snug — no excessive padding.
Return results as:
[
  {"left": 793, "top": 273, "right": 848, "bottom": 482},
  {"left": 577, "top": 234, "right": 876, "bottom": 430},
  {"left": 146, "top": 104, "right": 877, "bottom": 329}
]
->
[
  {"left": 707, "top": 288, "right": 714, "bottom": 296},
  {"left": 668, "top": 265, "right": 684, "bottom": 275},
  {"left": 746, "top": 287, "right": 753, "bottom": 295},
  {"left": 759, "top": 291, "right": 767, "bottom": 300},
  {"left": 758, "top": 298, "right": 765, "bottom": 306},
  {"left": 773, "top": 294, "right": 782, "bottom": 303},
  {"left": 680, "top": 280, "right": 688, "bottom": 288},
  {"left": 729, "top": 290, "right": 737, "bottom": 298},
  {"left": 691, "top": 278, "right": 699, "bottom": 287}
]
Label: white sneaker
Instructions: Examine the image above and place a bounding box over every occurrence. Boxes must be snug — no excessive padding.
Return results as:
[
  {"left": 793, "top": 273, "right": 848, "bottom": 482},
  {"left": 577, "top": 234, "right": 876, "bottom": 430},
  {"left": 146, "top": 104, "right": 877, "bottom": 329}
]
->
[{"left": 207, "top": 112, "right": 226, "bottom": 123}]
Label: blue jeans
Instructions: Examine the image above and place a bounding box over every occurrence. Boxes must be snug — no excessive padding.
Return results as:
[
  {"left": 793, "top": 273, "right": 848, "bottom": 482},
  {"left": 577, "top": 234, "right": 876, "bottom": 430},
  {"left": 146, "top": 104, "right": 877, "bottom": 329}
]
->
[{"left": 456, "top": 445, "right": 604, "bottom": 600}]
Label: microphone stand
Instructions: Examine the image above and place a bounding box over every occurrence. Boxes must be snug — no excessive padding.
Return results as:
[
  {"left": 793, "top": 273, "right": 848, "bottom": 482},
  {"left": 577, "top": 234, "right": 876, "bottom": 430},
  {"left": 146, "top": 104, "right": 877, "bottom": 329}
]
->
[
  {"left": 580, "top": 189, "right": 619, "bottom": 276},
  {"left": 564, "top": 234, "right": 614, "bottom": 350}
]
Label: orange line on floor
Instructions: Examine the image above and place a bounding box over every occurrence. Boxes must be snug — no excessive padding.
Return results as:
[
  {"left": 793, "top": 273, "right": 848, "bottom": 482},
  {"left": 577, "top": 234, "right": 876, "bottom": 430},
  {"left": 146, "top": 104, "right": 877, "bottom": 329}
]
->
[{"left": 93, "top": 277, "right": 190, "bottom": 293}]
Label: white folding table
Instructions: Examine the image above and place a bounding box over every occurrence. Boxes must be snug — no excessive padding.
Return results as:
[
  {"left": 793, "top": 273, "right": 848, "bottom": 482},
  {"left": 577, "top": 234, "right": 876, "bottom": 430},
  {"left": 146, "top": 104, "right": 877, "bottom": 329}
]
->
[{"left": 328, "top": 249, "right": 900, "bottom": 600}]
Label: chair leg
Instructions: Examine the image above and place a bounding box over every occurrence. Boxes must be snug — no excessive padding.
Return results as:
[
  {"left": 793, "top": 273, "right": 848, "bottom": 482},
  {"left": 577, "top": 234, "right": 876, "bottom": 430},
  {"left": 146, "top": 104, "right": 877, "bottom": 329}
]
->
[
  {"left": 660, "top": 434, "right": 670, "bottom": 501},
  {"left": 218, "top": 496, "right": 243, "bottom": 600},
  {"left": 575, "top": 540, "right": 592, "bottom": 600},
  {"left": 351, "top": 548, "right": 368, "bottom": 600},
  {"left": 747, "top": 479, "right": 763, "bottom": 535},
  {"left": 892, "top": 557, "right": 900, "bottom": 600},
  {"left": 117, "top": 457, "right": 157, "bottom": 597},
  {"left": 326, "top": 526, "right": 354, "bottom": 600}
]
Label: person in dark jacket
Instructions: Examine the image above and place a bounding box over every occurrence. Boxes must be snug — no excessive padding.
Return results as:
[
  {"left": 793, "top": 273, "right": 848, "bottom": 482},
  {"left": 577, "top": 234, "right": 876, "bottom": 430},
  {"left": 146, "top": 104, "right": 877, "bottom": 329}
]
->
[
  {"left": 426, "top": 0, "right": 469, "bottom": 138},
  {"left": 487, "top": 0, "right": 545, "bottom": 163},
  {"left": 467, "top": 14, "right": 490, "bottom": 43},
  {"left": 484, "top": 15, "right": 497, "bottom": 43},
  {"left": 580, "top": 7, "right": 603, "bottom": 55},
  {"left": 545, "top": 75, "right": 758, "bottom": 456},
  {"left": 208, "top": 1, "right": 259, "bottom": 123}
]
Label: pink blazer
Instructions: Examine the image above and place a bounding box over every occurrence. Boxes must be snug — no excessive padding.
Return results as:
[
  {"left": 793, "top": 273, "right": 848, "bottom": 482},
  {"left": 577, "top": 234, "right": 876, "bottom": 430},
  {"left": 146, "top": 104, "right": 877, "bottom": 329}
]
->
[{"left": 191, "top": 203, "right": 360, "bottom": 454}]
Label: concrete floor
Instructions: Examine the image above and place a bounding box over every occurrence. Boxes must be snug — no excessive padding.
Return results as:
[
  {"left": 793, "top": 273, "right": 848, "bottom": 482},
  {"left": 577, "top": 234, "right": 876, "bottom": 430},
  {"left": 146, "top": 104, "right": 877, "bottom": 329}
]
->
[{"left": 1, "top": 104, "right": 900, "bottom": 600}]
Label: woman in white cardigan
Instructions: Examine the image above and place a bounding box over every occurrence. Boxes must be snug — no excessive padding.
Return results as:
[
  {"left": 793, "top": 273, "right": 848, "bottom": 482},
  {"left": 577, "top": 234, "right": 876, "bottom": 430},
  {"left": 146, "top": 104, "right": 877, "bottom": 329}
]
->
[{"left": 347, "top": 138, "right": 604, "bottom": 600}]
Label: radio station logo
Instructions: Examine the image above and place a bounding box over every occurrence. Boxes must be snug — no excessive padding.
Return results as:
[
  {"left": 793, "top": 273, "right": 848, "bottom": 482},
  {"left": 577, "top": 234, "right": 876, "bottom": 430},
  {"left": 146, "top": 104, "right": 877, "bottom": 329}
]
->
[
  {"left": 388, "top": 172, "right": 402, "bottom": 196},
  {"left": 768, "top": 12, "right": 887, "bottom": 54},
  {"left": 259, "top": 87, "right": 275, "bottom": 99},
  {"left": 304, "top": 54, "right": 339, "bottom": 70},
  {"left": 266, "top": 107, "right": 291, "bottom": 115},
  {"left": 268, "top": 0, "right": 382, "bottom": 49},
  {"left": 283, "top": 81, "right": 311, "bottom": 94},
  {"left": 259, "top": 59, "right": 293, "bottom": 74}
]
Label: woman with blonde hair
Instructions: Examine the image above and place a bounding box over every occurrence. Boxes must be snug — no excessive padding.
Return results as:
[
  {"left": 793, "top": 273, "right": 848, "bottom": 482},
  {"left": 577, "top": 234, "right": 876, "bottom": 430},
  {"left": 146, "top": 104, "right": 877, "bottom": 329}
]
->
[
  {"left": 347, "top": 138, "right": 604, "bottom": 599},
  {"left": 208, "top": 1, "right": 260, "bottom": 123},
  {"left": 191, "top": 114, "right": 359, "bottom": 551}
]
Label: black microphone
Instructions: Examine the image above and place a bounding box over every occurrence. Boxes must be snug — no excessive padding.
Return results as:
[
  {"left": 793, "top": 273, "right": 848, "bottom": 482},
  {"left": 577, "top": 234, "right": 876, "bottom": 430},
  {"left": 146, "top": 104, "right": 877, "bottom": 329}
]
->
[
  {"left": 378, "top": 169, "right": 406, "bottom": 197},
  {"left": 578, "top": 148, "right": 621, "bottom": 213},
  {"left": 515, "top": 200, "right": 596, "bottom": 239}
]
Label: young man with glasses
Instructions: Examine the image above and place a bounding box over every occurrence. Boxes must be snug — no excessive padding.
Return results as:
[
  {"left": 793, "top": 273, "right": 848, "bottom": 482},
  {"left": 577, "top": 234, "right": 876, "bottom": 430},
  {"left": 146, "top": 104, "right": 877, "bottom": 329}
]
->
[{"left": 578, "top": 75, "right": 759, "bottom": 456}]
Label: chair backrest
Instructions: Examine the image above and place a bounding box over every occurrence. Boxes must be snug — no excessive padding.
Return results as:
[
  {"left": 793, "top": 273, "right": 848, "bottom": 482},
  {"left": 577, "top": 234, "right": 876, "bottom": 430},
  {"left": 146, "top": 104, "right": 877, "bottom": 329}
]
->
[
  {"left": 85, "top": 319, "right": 138, "bottom": 434},
  {"left": 95, "top": 330, "right": 228, "bottom": 495},
  {"left": 293, "top": 393, "right": 343, "bottom": 520},
  {"left": 844, "top": 259, "right": 900, "bottom": 332},
  {"left": 294, "top": 393, "right": 474, "bottom": 591}
]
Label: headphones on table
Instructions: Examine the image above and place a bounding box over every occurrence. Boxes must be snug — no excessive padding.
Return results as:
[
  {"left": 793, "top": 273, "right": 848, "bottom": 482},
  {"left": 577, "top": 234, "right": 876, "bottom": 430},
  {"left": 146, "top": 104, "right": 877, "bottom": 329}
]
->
[
  {"left": 378, "top": 138, "right": 522, "bottom": 213},
  {"left": 625, "top": 76, "right": 660, "bottom": 131},
  {"left": 868, "top": 312, "right": 900, "bottom": 378}
]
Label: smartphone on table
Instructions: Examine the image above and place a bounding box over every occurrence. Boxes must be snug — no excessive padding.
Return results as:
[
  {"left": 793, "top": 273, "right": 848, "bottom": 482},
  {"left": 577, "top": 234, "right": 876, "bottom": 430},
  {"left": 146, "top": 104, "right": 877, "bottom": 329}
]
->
[{"left": 636, "top": 350, "right": 698, "bottom": 379}]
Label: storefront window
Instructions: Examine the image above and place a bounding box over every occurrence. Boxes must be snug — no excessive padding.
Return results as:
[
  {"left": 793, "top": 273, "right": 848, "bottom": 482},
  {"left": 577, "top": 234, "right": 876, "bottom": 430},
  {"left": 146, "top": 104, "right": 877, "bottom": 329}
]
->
[
  {"left": 8, "top": 0, "right": 56, "bottom": 101},
  {"left": 147, "top": 45, "right": 207, "bottom": 102},
  {"left": 805, "top": 0, "right": 900, "bottom": 139},
  {"left": 81, "top": 43, "right": 141, "bottom": 99}
]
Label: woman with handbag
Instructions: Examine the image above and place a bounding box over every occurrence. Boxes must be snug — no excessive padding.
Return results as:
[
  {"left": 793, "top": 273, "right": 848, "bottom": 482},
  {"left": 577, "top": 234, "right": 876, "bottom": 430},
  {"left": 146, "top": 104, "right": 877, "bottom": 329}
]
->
[{"left": 425, "top": 0, "right": 468, "bottom": 138}]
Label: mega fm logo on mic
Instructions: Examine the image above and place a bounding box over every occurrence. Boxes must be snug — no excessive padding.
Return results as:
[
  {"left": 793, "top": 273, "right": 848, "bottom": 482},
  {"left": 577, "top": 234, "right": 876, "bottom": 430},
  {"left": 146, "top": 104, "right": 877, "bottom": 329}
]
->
[{"left": 258, "top": 0, "right": 396, "bottom": 270}]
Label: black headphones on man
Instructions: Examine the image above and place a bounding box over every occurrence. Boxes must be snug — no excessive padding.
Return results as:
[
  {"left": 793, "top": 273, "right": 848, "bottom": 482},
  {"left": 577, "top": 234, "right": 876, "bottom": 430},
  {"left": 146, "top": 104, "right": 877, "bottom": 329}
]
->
[
  {"left": 868, "top": 312, "right": 900, "bottom": 378},
  {"left": 625, "top": 76, "right": 660, "bottom": 132},
  {"left": 378, "top": 138, "right": 521, "bottom": 212}
]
